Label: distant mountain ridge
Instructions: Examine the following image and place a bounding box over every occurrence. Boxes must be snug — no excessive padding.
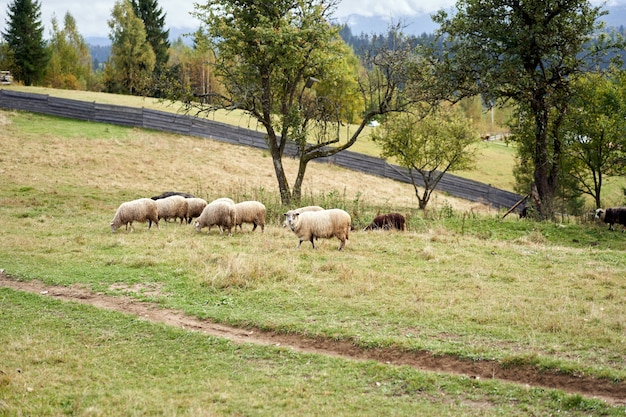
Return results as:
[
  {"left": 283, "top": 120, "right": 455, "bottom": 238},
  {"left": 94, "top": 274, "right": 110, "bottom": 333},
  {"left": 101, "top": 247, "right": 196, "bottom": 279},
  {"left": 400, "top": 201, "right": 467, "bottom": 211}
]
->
[{"left": 86, "top": 4, "right": 626, "bottom": 49}]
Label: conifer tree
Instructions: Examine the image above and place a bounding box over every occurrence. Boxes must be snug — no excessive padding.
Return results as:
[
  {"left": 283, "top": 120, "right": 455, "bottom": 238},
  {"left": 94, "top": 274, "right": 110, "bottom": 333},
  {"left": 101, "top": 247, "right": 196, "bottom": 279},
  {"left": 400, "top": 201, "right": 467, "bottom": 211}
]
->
[
  {"left": 130, "top": 0, "right": 170, "bottom": 70},
  {"left": 1, "top": 0, "right": 49, "bottom": 85}
]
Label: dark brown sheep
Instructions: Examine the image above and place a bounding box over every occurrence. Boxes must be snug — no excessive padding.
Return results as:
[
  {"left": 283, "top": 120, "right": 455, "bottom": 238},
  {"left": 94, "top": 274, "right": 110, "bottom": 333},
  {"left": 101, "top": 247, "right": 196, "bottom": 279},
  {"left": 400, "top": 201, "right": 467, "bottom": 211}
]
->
[
  {"left": 364, "top": 212, "right": 405, "bottom": 231},
  {"left": 595, "top": 207, "right": 626, "bottom": 231}
]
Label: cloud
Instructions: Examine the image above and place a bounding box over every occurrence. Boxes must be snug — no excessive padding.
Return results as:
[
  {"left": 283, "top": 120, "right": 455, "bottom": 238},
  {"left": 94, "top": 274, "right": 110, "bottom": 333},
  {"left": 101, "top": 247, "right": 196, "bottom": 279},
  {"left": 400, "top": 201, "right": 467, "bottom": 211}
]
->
[
  {"left": 335, "top": 0, "right": 455, "bottom": 18},
  {"left": 1, "top": 0, "right": 624, "bottom": 40}
]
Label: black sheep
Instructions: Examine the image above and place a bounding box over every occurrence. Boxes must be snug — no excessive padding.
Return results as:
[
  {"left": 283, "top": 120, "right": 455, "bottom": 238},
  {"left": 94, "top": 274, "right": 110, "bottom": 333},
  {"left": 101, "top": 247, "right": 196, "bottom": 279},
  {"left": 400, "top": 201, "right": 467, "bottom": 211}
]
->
[
  {"left": 595, "top": 207, "right": 626, "bottom": 231},
  {"left": 364, "top": 212, "right": 406, "bottom": 231},
  {"left": 150, "top": 191, "right": 195, "bottom": 200}
]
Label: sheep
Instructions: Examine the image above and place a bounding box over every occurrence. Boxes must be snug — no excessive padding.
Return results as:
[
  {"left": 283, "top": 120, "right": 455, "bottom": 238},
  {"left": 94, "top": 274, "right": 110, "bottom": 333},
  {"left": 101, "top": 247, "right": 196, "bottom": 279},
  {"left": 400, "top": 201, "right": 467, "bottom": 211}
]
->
[
  {"left": 282, "top": 205, "right": 324, "bottom": 228},
  {"left": 185, "top": 197, "right": 208, "bottom": 224},
  {"left": 284, "top": 208, "right": 351, "bottom": 250},
  {"left": 155, "top": 195, "right": 189, "bottom": 225},
  {"left": 363, "top": 212, "right": 405, "bottom": 231},
  {"left": 194, "top": 200, "right": 237, "bottom": 236},
  {"left": 233, "top": 200, "right": 266, "bottom": 232},
  {"left": 206, "top": 198, "right": 235, "bottom": 232},
  {"left": 595, "top": 207, "right": 626, "bottom": 231},
  {"left": 151, "top": 191, "right": 195, "bottom": 200},
  {"left": 209, "top": 197, "right": 235, "bottom": 205},
  {"left": 110, "top": 198, "right": 159, "bottom": 232}
]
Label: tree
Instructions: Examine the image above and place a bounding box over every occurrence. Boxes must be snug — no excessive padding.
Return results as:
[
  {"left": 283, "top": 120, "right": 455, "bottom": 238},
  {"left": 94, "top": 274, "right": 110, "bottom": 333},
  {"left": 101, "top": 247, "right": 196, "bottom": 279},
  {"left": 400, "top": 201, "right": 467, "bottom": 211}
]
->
[
  {"left": 0, "top": 39, "right": 14, "bottom": 71},
  {"left": 372, "top": 106, "right": 480, "bottom": 209},
  {"left": 427, "top": 0, "right": 619, "bottom": 219},
  {"left": 562, "top": 70, "right": 626, "bottom": 208},
  {"left": 44, "top": 12, "right": 94, "bottom": 90},
  {"left": 1, "top": 0, "right": 49, "bottom": 85},
  {"left": 130, "top": 0, "right": 170, "bottom": 70},
  {"left": 103, "top": 0, "right": 155, "bottom": 95},
  {"left": 190, "top": 0, "right": 417, "bottom": 205}
]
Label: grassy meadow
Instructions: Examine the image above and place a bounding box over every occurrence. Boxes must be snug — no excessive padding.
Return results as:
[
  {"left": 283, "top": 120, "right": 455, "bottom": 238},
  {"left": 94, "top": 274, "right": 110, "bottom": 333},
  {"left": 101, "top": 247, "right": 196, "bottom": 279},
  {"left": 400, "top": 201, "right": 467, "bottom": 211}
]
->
[
  {"left": 1, "top": 85, "right": 520, "bottom": 191},
  {"left": 1, "top": 107, "right": 626, "bottom": 415}
]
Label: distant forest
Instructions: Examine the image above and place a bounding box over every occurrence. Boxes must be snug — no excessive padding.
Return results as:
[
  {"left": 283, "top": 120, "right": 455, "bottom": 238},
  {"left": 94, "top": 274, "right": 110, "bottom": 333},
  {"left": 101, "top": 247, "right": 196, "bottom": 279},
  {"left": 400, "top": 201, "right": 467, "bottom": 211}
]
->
[{"left": 88, "top": 23, "right": 626, "bottom": 71}]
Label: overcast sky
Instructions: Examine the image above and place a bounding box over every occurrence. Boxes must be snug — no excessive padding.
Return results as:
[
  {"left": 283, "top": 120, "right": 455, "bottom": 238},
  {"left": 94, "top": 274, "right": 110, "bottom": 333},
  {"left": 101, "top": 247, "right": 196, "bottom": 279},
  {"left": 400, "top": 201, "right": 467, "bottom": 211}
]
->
[
  {"left": 0, "top": 0, "right": 458, "bottom": 39},
  {"left": 0, "top": 0, "right": 622, "bottom": 39}
]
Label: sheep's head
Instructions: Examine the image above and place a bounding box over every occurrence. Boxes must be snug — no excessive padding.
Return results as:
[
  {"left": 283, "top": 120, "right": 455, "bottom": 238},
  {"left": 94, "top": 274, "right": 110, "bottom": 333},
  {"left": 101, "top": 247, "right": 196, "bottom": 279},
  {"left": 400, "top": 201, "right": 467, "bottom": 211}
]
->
[
  {"left": 595, "top": 209, "right": 605, "bottom": 220},
  {"left": 283, "top": 212, "right": 299, "bottom": 231}
]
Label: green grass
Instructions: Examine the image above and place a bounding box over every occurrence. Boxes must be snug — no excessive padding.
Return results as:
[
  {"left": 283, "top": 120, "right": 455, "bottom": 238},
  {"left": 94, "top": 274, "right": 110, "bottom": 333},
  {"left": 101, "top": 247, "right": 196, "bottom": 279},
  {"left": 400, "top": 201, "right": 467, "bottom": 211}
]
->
[
  {"left": 1, "top": 108, "right": 625, "bottom": 414},
  {"left": 2, "top": 289, "right": 619, "bottom": 416}
]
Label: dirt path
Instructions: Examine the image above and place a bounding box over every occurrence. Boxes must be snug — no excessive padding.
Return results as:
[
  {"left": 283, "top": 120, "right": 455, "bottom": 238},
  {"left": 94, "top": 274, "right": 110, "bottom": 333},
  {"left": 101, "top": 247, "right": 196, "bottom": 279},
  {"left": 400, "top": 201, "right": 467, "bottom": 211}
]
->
[{"left": 1, "top": 272, "right": 624, "bottom": 406}]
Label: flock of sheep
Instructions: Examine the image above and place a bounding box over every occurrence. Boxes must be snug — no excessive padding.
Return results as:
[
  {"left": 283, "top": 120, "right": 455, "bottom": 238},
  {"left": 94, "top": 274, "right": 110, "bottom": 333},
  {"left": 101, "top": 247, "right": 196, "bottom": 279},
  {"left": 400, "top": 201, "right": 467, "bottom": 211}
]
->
[
  {"left": 110, "top": 192, "right": 625, "bottom": 251},
  {"left": 110, "top": 192, "right": 405, "bottom": 250},
  {"left": 109, "top": 192, "right": 267, "bottom": 235}
]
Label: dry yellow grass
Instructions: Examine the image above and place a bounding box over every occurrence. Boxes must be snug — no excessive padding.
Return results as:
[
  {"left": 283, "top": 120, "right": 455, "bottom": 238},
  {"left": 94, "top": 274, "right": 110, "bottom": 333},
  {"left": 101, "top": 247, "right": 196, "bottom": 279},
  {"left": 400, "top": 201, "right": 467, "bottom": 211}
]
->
[
  {"left": 0, "top": 85, "right": 520, "bottom": 192},
  {"left": 0, "top": 108, "right": 491, "bottom": 215}
]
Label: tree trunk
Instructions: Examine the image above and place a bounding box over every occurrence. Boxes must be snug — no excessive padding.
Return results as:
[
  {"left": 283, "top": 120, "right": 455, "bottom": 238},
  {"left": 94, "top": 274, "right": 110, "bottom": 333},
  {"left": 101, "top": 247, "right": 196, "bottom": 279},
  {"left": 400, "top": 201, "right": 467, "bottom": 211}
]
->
[
  {"left": 292, "top": 157, "right": 310, "bottom": 205},
  {"left": 595, "top": 171, "right": 603, "bottom": 209},
  {"left": 532, "top": 102, "right": 556, "bottom": 219},
  {"left": 266, "top": 131, "right": 292, "bottom": 205}
]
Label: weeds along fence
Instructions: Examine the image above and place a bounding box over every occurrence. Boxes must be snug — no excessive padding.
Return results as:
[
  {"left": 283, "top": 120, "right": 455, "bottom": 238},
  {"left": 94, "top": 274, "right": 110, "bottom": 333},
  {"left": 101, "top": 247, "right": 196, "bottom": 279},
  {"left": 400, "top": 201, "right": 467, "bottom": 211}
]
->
[{"left": 0, "top": 89, "right": 523, "bottom": 210}]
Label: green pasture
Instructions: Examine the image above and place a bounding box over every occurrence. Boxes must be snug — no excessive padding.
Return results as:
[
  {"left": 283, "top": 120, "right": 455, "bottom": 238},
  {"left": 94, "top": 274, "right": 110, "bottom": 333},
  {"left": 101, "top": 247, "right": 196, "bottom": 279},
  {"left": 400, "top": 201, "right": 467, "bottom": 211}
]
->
[{"left": 0, "top": 108, "right": 625, "bottom": 415}]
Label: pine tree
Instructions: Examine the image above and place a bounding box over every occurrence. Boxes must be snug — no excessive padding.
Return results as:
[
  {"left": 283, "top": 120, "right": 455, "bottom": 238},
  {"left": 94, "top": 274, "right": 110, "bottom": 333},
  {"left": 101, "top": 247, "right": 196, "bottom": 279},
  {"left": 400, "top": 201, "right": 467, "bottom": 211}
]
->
[
  {"left": 1, "top": 0, "right": 49, "bottom": 85},
  {"left": 130, "top": 0, "right": 170, "bottom": 70}
]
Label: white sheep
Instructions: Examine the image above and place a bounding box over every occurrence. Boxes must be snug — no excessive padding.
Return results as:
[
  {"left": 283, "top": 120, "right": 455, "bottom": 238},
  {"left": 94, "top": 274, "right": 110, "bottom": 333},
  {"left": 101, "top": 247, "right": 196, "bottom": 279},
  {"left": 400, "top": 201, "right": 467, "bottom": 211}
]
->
[
  {"left": 282, "top": 205, "right": 324, "bottom": 228},
  {"left": 284, "top": 208, "right": 351, "bottom": 250},
  {"left": 233, "top": 200, "right": 266, "bottom": 232},
  {"left": 209, "top": 197, "right": 235, "bottom": 205},
  {"left": 155, "top": 195, "right": 188, "bottom": 225},
  {"left": 185, "top": 197, "right": 208, "bottom": 224},
  {"left": 194, "top": 201, "right": 237, "bottom": 236},
  {"left": 110, "top": 198, "right": 159, "bottom": 232}
]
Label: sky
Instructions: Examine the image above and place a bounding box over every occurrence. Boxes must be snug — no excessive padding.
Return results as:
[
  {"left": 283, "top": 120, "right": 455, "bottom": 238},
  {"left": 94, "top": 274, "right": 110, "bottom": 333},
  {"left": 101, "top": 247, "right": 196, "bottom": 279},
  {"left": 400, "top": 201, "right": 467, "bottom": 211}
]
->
[
  {"left": 0, "top": 0, "right": 457, "bottom": 39},
  {"left": 0, "top": 0, "right": 623, "bottom": 40}
]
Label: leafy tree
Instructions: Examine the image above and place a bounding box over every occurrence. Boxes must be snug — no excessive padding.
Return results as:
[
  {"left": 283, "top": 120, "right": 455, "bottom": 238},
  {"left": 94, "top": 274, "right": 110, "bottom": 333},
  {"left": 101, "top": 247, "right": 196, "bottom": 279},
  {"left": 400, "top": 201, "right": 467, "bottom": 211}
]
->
[
  {"left": 372, "top": 106, "right": 480, "bottom": 210},
  {"left": 44, "top": 12, "right": 94, "bottom": 90},
  {"left": 562, "top": 70, "right": 626, "bottom": 208},
  {"left": 130, "top": 0, "right": 170, "bottom": 70},
  {"left": 187, "top": 29, "right": 220, "bottom": 97},
  {"left": 1, "top": 0, "right": 49, "bottom": 85},
  {"left": 0, "top": 39, "right": 14, "bottom": 71},
  {"left": 427, "top": 0, "right": 619, "bottom": 219},
  {"left": 103, "top": 0, "right": 155, "bottom": 95},
  {"left": 157, "top": 30, "right": 223, "bottom": 102},
  {"left": 190, "top": 0, "right": 418, "bottom": 205}
]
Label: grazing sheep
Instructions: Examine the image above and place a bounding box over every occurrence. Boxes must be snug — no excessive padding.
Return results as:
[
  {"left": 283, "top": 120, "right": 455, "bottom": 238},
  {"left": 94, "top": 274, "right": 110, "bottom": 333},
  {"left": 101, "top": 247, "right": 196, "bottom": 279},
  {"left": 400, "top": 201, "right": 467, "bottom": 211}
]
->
[
  {"left": 233, "top": 200, "right": 266, "bottom": 232},
  {"left": 285, "top": 208, "right": 351, "bottom": 250},
  {"left": 110, "top": 198, "right": 159, "bottom": 232},
  {"left": 155, "top": 195, "right": 189, "bottom": 224},
  {"left": 185, "top": 197, "right": 208, "bottom": 224},
  {"left": 364, "top": 212, "right": 405, "bottom": 231},
  {"left": 207, "top": 198, "right": 235, "bottom": 232},
  {"left": 282, "top": 205, "right": 324, "bottom": 227},
  {"left": 194, "top": 201, "right": 237, "bottom": 236},
  {"left": 595, "top": 207, "right": 626, "bottom": 231},
  {"left": 151, "top": 191, "right": 195, "bottom": 200}
]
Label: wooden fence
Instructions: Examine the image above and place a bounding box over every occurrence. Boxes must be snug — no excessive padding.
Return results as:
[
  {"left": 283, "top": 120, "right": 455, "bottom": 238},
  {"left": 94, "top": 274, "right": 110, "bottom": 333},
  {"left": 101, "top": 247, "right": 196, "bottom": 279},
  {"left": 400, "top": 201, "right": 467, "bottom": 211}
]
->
[{"left": 0, "top": 89, "right": 523, "bottom": 210}]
